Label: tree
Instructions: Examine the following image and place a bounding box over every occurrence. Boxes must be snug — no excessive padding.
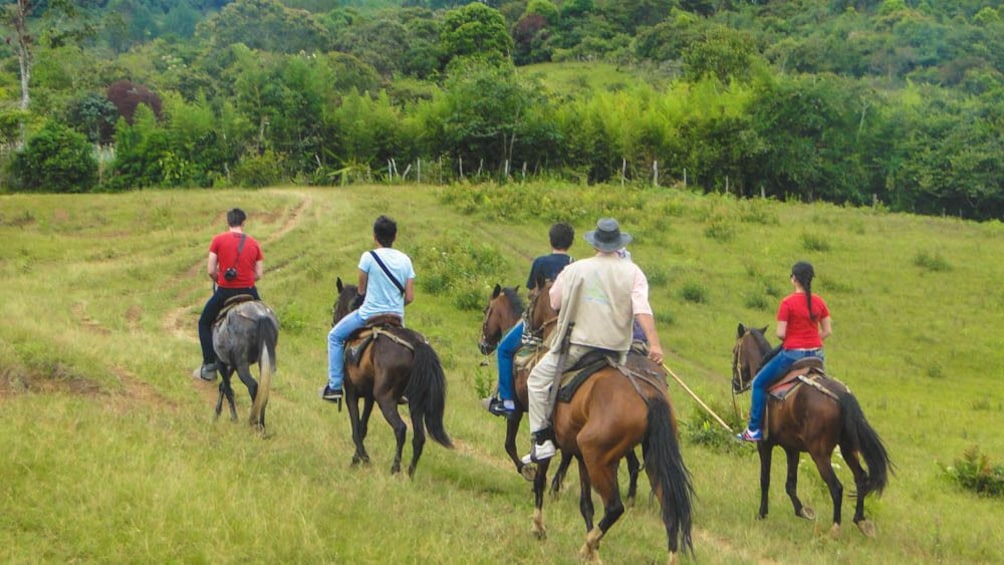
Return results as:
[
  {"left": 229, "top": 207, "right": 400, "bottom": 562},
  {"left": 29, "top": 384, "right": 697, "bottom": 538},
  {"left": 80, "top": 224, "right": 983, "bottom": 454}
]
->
[
  {"left": 9, "top": 120, "right": 97, "bottom": 193},
  {"left": 439, "top": 3, "right": 513, "bottom": 66},
  {"left": 106, "top": 79, "right": 163, "bottom": 124},
  {"left": 195, "top": 0, "right": 331, "bottom": 54}
]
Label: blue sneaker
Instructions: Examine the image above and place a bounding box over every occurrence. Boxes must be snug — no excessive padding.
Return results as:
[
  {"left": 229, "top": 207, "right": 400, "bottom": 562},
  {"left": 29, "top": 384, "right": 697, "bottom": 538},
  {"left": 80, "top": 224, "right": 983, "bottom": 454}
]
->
[
  {"left": 487, "top": 397, "right": 516, "bottom": 416},
  {"left": 737, "top": 427, "right": 762, "bottom": 442}
]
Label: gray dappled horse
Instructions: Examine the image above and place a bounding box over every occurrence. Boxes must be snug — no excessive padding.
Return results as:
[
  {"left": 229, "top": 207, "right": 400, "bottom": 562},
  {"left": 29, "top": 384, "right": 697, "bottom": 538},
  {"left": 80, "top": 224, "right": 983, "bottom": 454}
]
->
[{"left": 212, "top": 298, "right": 279, "bottom": 431}]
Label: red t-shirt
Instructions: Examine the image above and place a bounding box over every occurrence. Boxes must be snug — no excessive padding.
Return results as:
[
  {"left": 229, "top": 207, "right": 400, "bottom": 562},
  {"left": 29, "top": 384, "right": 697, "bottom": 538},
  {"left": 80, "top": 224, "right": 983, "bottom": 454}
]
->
[
  {"left": 778, "top": 292, "right": 829, "bottom": 349},
  {"left": 209, "top": 231, "right": 263, "bottom": 288}
]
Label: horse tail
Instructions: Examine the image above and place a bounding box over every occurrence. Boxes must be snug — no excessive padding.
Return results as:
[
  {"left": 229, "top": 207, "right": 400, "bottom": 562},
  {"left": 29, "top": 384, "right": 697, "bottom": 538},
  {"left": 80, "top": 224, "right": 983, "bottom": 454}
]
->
[
  {"left": 642, "top": 396, "right": 694, "bottom": 556},
  {"left": 406, "top": 340, "right": 453, "bottom": 448},
  {"left": 839, "top": 390, "right": 891, "bottom": 497},
  {"left": 249, "top": 315, "right": 278, "bottom": 426}
]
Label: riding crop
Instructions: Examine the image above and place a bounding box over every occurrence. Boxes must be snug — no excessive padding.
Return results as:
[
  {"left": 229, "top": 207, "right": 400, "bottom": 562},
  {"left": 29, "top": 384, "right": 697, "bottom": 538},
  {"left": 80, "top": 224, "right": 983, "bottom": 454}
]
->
[{"left": 661, "top": 362, "right": 733, "bottom": 433}]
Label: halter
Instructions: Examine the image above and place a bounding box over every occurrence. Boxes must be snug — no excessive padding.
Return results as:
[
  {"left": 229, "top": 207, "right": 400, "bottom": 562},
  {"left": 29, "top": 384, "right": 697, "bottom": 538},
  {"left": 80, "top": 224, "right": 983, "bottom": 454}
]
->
[{"left": 731, "top": 336, "right": 752, "bottom": 394}]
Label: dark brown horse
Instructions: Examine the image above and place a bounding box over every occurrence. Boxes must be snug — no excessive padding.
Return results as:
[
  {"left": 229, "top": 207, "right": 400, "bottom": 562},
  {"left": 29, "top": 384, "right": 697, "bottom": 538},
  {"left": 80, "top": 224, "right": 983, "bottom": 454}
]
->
[
  {"left": 212, "top": 298, "right": 278, "bottom": 431},
  {"left": 525, "top": 280, "right": 693, "bottom": 563},
  {"left": 478, "top": 282, "right": 645, "bottom": 503},
  {"left": 332, "top": 278, "right": 453, "bottom": 476},
  {"left": 732, "top": 323, "right": 892, "bottom": 537}
]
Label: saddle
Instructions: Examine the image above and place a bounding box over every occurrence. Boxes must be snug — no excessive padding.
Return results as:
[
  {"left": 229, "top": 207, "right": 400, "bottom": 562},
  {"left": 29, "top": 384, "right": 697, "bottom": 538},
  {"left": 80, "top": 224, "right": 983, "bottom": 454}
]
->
[
  {"left": 556, "top": 349, "right": 617, "bottom": 403},
  {"left": 214, "top": 294, "right": 257, "bottom": 324},
  {"left": 345, "top": 315, "right": 405, "bottom": 366},
  {"left": 766, "top": 357, "right": 825, "bottom": 399}
]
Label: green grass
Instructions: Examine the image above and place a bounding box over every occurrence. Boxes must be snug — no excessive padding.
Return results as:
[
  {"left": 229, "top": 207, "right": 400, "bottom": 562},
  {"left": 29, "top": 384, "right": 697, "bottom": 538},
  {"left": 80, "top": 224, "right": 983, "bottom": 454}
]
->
[{"left": 1, "top": 185, "right": 1003, "bottom": 563}]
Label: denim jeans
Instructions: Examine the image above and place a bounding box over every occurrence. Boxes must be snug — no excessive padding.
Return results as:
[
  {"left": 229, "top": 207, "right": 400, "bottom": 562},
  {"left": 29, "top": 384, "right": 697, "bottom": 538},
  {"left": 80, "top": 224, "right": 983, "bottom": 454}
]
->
[
  {"left": 748, "top": 348, "right": 824, "bottom": 431},
  {"left": 327, "top": 310, "right": 366, "bottom": 390},
  {"left": 199, "top": 286, "right": 260, "bottom": 365},
  {"left": 496, "top": 321, "right": 524, "bottom": 402}
]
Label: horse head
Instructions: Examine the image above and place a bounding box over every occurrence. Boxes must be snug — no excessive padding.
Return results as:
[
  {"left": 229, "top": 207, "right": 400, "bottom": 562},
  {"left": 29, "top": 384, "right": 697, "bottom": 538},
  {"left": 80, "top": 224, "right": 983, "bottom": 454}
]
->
[
  {"left": 527, "top": 277, "right": 558, "bottom": 342},
  {"left": 732, "top": 323, "right": 770, "bottom": 393},
  {"left": 332, "top": 276, "right": 361, "bottom": 327},
  {"left": 478, "top": 283, "right": 523, "bottom": 355}
]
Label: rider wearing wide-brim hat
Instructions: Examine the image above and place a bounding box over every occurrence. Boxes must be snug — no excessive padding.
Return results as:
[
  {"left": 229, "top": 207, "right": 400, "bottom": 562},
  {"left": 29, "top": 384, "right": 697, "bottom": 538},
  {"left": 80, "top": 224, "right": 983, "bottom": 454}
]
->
[{"left": 523, "top": 217, "right": 665, "bottom": 463}]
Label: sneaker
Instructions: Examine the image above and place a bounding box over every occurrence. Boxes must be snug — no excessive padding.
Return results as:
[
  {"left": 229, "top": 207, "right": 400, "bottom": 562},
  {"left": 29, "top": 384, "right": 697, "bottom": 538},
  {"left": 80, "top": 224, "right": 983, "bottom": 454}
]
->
[
  {"left": 521, "top": 439, "right": 556, "bottom": 464},
  {"left": 193, "top": 363, "right": 217, "bottom": 381},
  {"left": 321, "top": 385, "right": 343, "bottom": 402},
  {"left": 487, "top": 397, "right": 515, "bottom": 416},
  {"left": 737, "top": 427, "right": 762, "bottom": 442}
]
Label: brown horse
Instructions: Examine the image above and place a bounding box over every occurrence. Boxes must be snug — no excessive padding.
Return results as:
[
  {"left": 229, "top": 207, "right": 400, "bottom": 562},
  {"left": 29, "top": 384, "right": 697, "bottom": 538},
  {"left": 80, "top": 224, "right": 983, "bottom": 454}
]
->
[
  {"left": 479, "top": 282, "right": 645, "bottom": 501},
  {"left": 332, "top": 278, "right": 453, "bottom": 476},
  {"left": 732, "top": 323, "right": 891, "bottom": 537},
  {"left": 525, "top": 280, "right": 693, "bottom": 563}
]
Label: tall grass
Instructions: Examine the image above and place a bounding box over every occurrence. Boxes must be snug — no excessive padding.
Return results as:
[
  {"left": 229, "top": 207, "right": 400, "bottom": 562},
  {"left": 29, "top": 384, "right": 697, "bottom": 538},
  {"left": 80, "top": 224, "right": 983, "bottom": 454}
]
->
[{"left": 1, "top": 186, "right": 1003, "bottom": 563}]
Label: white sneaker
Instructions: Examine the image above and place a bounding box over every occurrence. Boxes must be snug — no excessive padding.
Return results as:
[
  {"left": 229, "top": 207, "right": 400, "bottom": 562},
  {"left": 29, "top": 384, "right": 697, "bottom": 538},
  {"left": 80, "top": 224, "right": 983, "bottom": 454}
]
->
[{"left": 521, "top": 439, "right": 556, "bottom": 464}]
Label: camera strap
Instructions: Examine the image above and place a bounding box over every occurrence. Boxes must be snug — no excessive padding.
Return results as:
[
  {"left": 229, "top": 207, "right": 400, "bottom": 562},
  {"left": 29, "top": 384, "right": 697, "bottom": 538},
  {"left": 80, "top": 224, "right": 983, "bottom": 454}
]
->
[
  {"left": 369, "top": 250, "right": 405, "bottom": 296},
  {"left": 230, "top": 233, "right": 246, "bottom": 271}
]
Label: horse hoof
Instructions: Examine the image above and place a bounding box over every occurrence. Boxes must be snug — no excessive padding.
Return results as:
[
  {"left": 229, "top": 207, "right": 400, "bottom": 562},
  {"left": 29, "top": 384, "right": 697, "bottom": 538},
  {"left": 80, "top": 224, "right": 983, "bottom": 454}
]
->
[
  {"left": 520, "top": 464, "right": 536, "bottom": 481},
  {"left": 799, "top": 507, "right": 815, "bottom": 520},
  {"left": 829, "top": 523, "right": 841, "bottom": 539},
  {"left": 856, "top": 520, "right": 876, "bottom": 538}
]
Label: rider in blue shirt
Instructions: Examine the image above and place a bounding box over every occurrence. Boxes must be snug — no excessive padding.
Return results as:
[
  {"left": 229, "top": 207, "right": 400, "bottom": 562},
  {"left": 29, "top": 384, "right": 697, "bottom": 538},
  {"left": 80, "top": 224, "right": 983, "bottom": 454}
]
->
[
  {"left": 322, "top": 215, "right": 416, "bottom": 402},
  {"left": 486, "top": 223, "right": 574, "bottom": 416}
]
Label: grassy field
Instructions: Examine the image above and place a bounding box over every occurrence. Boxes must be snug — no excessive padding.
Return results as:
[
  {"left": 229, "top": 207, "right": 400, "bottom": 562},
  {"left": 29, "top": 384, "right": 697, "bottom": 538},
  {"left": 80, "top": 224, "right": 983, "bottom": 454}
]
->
[{"left": 1, "top": 184, "right": 1002, "bottom": 564}]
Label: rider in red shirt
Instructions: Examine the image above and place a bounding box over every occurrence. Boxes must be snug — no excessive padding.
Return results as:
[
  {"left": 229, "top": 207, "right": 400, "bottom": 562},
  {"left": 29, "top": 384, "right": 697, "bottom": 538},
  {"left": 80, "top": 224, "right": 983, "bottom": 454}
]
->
[
  {"left": 738, "top": 261, "right": 832, "bottom": 442},
  {"left": 194, "top": 208, "right": 264, "bottom": 381}
]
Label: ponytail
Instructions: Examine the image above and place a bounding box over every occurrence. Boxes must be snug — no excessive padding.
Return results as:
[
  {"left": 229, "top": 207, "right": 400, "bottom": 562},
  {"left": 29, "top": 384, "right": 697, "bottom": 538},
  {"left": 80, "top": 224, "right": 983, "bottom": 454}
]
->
[{"left": 791, "top": 261, "right": 816, "bottom": 321}]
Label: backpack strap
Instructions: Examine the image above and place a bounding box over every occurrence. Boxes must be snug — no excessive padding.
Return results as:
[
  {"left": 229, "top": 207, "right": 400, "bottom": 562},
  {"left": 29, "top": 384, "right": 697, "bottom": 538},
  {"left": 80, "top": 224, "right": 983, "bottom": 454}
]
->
[{"left": 369, "top": 250, "right": 405, "bottom": 296}]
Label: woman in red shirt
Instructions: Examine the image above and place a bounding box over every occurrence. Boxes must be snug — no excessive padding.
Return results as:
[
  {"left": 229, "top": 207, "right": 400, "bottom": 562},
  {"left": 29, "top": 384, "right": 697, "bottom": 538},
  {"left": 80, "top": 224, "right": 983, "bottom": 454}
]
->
[{"left": 739, "top": 261, "right": 832, "bottom": 442}]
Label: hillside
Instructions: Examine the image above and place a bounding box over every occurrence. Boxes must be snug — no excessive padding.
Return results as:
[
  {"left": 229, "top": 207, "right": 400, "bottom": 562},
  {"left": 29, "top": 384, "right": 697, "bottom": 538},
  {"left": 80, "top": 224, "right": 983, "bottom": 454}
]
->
[{"left": 0, "top": 185, "right": 1001, "bottom": 563}]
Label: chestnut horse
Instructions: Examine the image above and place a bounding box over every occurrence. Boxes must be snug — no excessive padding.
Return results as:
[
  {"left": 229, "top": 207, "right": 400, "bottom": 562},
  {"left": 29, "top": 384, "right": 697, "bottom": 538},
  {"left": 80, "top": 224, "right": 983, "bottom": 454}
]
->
[
  {"left": 212, "top": 297, "right": 278, "bottom": 432},
  {"left": 732, "top": 323, "right": 891, "bottom": 537},
  {"left": 332, "top": 278, "right": 453, "bottom": 476},
  {"left": 525, "top": 280, "right": 693, "bottom": 563},
  {"left": 479, "top": 282, "right": 644, "bottom": 502}
]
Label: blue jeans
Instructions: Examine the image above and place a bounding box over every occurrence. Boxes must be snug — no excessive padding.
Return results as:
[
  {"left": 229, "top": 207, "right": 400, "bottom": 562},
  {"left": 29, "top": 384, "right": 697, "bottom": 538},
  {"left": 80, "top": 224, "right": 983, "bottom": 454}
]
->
[
  {"left": 496, "top": 321, "right": 524, "bottom": 402},
  {"left": 199, "top": 286, "right": 260, "bottom": 365},
  {"left": 748, "top": 348, "right": 824, "bottom": 431},
  {"left": 327, "top": 310, "right": 366, "bottom": 391}
]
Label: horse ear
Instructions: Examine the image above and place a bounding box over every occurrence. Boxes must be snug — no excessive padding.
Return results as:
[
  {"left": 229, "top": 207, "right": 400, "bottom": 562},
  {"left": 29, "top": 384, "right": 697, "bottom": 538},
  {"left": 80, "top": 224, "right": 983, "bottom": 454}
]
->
[
  {"left": 737, "top": 323, "right": 746, "bottom": 338},
  {"left": 337, "top": 277, "right": 344, "bottom": 293},
  {"left": 492, "top": 283, "right": 501, "bottom": 298},
  {"left": 759, "top": 325, "right": 768, "bottom": 335}
]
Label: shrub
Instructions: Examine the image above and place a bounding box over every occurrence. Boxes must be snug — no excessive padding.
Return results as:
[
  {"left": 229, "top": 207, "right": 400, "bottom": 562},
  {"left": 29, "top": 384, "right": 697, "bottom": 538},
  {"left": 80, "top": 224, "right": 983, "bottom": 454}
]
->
[
  {"left": 232, "top": 150, "right": 285, "bottom": 188},
  {"left": 942, "top": 446, "right": 1004, "bottom": 497},
  {"left": 9, "top": 121, "right": 98, "bottom": 193},
  {"left": 914, "top": 250, "right": 952, "bottom": 272},
  {"left": 800, "top": 231, "right": 831, "bottom": 252},
  {"left": 680, "top": 282, "right": 708, "bottom": 303}
]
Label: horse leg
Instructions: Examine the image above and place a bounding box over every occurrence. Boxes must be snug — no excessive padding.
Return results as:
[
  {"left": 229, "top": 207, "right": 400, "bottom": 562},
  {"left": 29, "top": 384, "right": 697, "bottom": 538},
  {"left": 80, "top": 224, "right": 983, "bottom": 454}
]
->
[
  {"left": 234, "top": 363, "right": 261, "bottom": 428},
  {"left": 840, "top": 441, "right": 876, "bottom": 536},
  {"left": 345, "top": 391, "right": 369, "bottom": 466},
  {"left": 505, "top": 412, "right": 534, "bottom": 480},
  {"left": 810, "top": 449, "right": 844, "bottom": 537},
  {"left": 549, "top": 451, "right": 573, "bottom": 499},
  {"left": 756, "top": 442, "right": 773, "bottom": 519},
  {"left": 784, "top": 447, "right": 814, "bottom": 520},
  {"left": 376, "top": 399, "right": 408, "bottom": 475},
  {"left": 406, "top": 402, "right": 427, "bottom": 478},
  {"left": 531, "top": 457, "right": 553, "bottom": 540},
  {"left": 576, "top": 456, "right": 594, "bottom": 531},
  {"left": 578, "top": 448, "right": 623, "bottom": 564},
  {"left": 625, "top": 448, "right": 640, "bottom": 508},
  {"left": 218, "top": 365, "right": 238, "bottom": 422}
]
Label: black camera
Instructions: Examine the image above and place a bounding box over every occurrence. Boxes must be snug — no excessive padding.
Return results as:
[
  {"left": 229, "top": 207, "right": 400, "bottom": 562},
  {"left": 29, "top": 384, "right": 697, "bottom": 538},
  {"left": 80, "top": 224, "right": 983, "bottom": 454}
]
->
[{"left": 223, "top": 267, "right": 238, "bottom": 281}]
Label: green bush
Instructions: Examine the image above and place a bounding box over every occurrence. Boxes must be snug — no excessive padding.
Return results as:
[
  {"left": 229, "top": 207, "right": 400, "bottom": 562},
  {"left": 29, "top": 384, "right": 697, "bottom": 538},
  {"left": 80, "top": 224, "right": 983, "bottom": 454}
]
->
[
  {"left": 9, "top": 121, "right": 97, "bottom": 193},
  {"left": 914, "top": 250, "right": 952, "bottom": 272},
  {"left": 800, "top": 231, "right": 831, "bottom": 252},
  {"left": 232, "top": 150, "right": 285, "bottom": 188},
  {"left": 680, "top": 282, "right": 708, "bottom": 303},
  {"left": 942, "top": 446, "right": 1004, "bottom": 496}
]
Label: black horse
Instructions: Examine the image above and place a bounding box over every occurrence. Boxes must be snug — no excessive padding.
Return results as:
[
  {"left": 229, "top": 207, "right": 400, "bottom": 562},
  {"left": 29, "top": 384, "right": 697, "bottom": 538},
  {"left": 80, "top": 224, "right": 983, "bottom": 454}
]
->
[
  {"left": 212, "top": 297, "right": 279, "bottom": 431},
  {"left": 332, "top": 278, "right": 453, "bottom": 476}
]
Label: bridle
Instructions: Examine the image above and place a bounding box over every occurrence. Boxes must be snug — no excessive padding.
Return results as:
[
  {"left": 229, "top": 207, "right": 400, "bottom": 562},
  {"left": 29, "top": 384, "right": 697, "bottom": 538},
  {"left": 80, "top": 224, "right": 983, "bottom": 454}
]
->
[
  {"left": 478, "top": 301, "right": 500, "bottom": 355},
  {"left": 526, "top": 285, "right": 558, "bottom": 342},
  {"left": 732, "top": 332, "right": 754, "bottom": 394}
]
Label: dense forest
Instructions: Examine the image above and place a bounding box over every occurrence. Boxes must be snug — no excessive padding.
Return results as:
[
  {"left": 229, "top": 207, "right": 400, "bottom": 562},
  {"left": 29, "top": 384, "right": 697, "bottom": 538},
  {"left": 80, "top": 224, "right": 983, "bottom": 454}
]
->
[{"left": 2, "top": 0, "right": 1002, "bottom": 219}]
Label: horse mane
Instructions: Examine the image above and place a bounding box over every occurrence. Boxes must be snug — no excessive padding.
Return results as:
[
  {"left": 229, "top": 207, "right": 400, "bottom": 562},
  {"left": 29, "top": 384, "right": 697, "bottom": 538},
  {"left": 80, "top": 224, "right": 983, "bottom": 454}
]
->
[
  {"left": 749, "top": 326, "right": 773, "bottom": 355},
  {"left": 501, "top": 286, "right": 524, "bottom": 320}
]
